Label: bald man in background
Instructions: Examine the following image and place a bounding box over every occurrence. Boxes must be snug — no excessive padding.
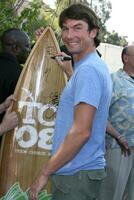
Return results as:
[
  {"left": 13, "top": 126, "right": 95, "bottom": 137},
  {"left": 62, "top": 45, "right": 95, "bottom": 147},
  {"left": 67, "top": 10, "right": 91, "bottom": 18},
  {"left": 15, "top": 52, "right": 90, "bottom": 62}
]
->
[{"left": 100, "top": 45, "right": 134, "bottom": 200}]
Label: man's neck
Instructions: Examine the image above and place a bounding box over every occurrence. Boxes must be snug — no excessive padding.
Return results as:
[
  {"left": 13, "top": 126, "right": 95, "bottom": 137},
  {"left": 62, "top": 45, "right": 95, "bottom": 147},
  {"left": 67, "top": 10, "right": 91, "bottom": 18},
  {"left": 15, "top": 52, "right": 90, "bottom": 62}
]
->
[
  {"left": 73, "top": 46, "right": 96, "bottom": 62},
  {"left": 123, "top": 66, "right": 134, "bottom": 77}
]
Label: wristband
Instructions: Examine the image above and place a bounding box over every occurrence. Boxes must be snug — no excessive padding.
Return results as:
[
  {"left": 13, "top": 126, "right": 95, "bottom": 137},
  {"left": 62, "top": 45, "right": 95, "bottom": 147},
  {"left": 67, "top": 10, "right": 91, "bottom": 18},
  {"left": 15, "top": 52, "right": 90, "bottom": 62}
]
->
[{"left": 116, "top": 135, "right": 123, "bottom": 140}]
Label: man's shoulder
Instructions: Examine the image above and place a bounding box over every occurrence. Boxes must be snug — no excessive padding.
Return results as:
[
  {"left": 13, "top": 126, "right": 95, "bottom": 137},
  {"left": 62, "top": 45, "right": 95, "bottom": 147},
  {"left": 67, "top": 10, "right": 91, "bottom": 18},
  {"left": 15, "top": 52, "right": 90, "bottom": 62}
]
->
[
  {"left": 0, "top": 52, "right": 21, "bottom": 69},
  {"left": 0, "top": 52, "right": 17, "bottom": 62},
  {"left": 0, "top": 53, "right": 22, "bottom": 78},
  {"left": 111, "top": 69, "right": 123, "bottom": 80},
  {"left": 111, "top": 69, "right": 126, "bottom": 94}
]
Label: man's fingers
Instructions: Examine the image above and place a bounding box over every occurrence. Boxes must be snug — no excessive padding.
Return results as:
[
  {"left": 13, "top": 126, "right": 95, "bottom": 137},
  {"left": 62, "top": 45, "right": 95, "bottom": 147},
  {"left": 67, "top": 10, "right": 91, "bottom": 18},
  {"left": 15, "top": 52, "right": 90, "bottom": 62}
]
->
[
  {"left": 127, "top": 147, "right": 131, "bottom": 156},
  {"left": 5, "top": 106, "right": 12, "bottom": 115}
]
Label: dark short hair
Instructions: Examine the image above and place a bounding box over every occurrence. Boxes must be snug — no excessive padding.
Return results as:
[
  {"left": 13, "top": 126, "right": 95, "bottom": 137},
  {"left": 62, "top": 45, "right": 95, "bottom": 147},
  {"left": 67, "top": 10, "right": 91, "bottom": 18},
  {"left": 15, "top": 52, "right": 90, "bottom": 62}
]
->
[
  {"left": 0, "top": 28, "right": 28, "bottom": 49},
  {"left": 1, "top": 28, "right": 20, "bottom": 45},
  {"left": 59, "top": 3, "right": 100, "bottom": 47},
  {"left": 121, "top": 46, "right": 128, "bottom": 63}
]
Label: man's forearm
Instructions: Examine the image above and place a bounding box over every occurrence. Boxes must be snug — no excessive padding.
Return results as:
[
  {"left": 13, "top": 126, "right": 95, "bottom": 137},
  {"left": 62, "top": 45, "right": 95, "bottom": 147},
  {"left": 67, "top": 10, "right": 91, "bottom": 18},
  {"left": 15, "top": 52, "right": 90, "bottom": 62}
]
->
[
  {"left": 106, "top": 121, "right": 121, "bottom": 139},
  {"left": 41, "top": 128, "right": 90, "bottom": 177}
]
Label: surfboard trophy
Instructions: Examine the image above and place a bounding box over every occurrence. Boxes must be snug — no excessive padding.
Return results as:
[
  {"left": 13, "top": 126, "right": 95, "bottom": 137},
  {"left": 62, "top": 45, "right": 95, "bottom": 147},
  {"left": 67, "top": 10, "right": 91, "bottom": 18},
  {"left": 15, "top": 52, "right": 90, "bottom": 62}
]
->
[{"left": 0, "top": 27, "right": 67, "bottom": 196}]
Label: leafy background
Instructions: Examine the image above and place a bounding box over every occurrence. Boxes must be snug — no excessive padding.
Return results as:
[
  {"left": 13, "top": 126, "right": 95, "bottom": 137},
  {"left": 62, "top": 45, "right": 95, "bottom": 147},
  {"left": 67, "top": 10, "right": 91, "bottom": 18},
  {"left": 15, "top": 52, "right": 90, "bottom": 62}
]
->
[{"left": 0, "top": 0, "right": 128, "bottom": 48}]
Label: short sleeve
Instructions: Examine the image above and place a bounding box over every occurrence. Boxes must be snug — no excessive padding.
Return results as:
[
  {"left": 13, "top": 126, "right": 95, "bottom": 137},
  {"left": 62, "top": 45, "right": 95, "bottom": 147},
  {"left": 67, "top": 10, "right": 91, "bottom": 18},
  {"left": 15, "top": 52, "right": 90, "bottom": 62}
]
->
[{"left": 74, "top": 66, "right": 102, "bottom": 109}]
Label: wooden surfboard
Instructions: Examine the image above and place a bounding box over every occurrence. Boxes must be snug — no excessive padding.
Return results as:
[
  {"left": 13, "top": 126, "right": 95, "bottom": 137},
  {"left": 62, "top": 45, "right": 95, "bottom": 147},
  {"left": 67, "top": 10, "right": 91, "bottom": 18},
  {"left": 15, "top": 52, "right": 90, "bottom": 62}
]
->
[{"left": 0, "top": 27, "right": 67, "bottom": 196}]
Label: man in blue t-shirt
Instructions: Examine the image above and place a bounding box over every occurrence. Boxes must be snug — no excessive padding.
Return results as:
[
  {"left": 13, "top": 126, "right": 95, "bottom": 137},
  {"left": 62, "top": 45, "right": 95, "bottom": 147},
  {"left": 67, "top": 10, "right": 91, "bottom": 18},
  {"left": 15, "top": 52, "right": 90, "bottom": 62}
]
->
[{"left": 30, "top": 4, "right": 112, "bottom": 200}]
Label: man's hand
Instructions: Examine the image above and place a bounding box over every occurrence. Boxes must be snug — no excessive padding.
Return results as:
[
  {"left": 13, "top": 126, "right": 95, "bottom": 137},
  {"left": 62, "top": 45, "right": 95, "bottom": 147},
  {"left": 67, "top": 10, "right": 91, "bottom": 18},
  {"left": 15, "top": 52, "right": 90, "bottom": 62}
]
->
[
  {"left": 116, "top": 136, "right": 131, "bottom": 156},
  {"left": 55, "top": 52, "right": 73, "bottom": 80},
  {"left": 35, "top": 27, "right": 45, "bottom": 40},
  {"left": 29, "top": 174, "right": 49, "bottom": 200},
  {"left": 0, "top": 95, "right": 16, "bottom": 114},
  {"left": 3, "top": 95, "right": 16, "bottom": 109},
  {"left": 0, "top": 107, "right": 18, "bottom": 135}
]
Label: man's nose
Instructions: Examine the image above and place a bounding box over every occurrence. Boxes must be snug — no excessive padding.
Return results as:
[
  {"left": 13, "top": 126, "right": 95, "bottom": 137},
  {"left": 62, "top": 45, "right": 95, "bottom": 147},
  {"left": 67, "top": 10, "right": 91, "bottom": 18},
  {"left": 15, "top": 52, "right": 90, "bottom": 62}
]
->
[{"left": 66, "top": 29, "right": 74, "bottom": 39}]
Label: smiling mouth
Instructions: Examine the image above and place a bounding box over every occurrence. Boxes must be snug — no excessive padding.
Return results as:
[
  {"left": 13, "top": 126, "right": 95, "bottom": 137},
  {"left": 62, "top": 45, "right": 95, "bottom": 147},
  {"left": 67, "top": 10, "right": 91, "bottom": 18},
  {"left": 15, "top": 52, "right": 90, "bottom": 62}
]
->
[{"left": 67, "top": 42, "right": 79, "bottom": 48}]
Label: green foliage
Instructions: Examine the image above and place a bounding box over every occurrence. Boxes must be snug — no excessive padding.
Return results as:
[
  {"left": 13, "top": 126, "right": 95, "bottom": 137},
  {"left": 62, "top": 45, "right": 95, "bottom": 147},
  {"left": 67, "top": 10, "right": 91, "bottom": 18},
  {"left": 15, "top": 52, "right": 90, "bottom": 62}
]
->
[
  {"left": 89, "top": 0, "right": 112, "bottom": 24},
  {"left": 0, "top": 0, "right": 128, "bottom": 47},
  {"left": 88, "top": 0, "right": 128, "bottom": 46},
  {"left": 88, "top": 0, "right": 111, "bottom": 43},
  {"left": 0, "top": 0, "right": 55, "bottom": 45},
  {"left": 104, "top": 31, "right": 128, "bottom": 47}
]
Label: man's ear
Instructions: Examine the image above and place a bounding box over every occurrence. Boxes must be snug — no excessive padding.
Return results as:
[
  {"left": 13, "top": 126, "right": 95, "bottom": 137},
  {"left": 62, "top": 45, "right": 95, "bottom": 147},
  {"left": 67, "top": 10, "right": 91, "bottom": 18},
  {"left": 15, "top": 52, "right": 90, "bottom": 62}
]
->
[
  {"left": 11, "top": 44, "right": 19, "bottom": 54},
  {"left": 90, "top": 28, "right": 98, "bottom": 39},
  {"left": 123, "top": 54, "right": 129, "bottom": 62}
]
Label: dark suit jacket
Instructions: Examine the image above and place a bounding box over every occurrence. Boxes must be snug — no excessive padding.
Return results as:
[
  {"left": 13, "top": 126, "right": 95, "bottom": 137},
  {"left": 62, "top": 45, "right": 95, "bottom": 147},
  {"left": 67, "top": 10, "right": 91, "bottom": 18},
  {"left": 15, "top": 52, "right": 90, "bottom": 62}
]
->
[{"left": 0, "top": 52, "right": 22, "bottom": 122}]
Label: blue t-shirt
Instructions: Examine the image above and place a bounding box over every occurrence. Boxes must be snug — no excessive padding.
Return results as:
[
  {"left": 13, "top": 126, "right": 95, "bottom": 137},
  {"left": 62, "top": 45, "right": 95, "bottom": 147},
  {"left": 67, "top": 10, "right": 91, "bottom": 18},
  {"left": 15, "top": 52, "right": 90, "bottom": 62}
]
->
[{"left": 52, "top": 51, "right": 112, "bottom": 175}]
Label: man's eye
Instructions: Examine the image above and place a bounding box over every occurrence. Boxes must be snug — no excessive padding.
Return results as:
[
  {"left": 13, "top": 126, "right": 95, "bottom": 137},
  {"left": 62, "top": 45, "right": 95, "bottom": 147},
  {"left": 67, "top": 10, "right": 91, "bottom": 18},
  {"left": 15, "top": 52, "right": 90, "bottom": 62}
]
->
[
  {"left": 74, "top": 26, "right": 82, "bottom": 30},
  {"left": 76, "top": 27, "right": 81, "bottom": 29},
  {"left": 62, "top": 27, "right": 68, "bottom": 31}
]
